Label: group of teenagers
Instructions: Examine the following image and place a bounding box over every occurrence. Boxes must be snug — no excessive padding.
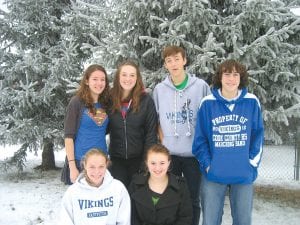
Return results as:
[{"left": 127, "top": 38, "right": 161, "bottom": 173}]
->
[{"left": 60, "top": 45, "right": 264, "bottom": 225}]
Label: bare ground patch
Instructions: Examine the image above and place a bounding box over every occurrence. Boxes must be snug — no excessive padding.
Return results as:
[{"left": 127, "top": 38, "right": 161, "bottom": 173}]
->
[{"left": 255, "top": 185, "right": 300, "bottom": 208}]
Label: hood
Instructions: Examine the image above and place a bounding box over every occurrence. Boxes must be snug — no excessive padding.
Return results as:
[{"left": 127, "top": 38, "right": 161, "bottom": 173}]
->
[
  {"left": 212, "top": 87, "right": 248, "bottom": 104},
  {"left": 75, "top": 170, "right": 114, "bottom": 190},
  {"left": 162, "top": 73, "right": 198, "bottom": 90}
]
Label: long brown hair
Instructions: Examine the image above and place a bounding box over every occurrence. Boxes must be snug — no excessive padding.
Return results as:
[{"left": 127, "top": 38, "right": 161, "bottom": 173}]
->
[
  {"left": 76, "top": 64, "right": 110, "bottom": 114},
  {"left": 110, "top": 60, "right": 145, "bottom": 113}
]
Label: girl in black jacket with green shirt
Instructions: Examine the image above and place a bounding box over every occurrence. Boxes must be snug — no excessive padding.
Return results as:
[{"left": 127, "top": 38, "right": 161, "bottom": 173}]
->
[{"left": 128, "top": 144, "right": 193, "bottom": 225}]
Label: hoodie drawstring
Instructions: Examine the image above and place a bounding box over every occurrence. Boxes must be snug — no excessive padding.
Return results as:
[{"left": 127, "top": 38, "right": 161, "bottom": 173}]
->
[
  {"left": 174, "top": 90, "right": 192, "bottom": 137},
  {"left": 174, "top": 91, "right": 179, "bottom": 137}
]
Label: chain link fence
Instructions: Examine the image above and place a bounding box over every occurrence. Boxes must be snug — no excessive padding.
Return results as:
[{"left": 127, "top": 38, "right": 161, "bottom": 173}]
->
[{"left": 259, "top": 145, "right": 299, "bottom": 181}]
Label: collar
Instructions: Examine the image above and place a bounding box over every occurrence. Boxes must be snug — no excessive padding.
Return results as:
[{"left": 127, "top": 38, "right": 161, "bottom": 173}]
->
[{"left": 133, "top": 172, "right": 181, "bottom": 191}]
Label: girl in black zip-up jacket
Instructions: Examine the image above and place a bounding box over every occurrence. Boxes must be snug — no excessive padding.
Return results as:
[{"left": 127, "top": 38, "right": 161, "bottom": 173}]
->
[{"left": 108, "top": 60, "right": 158, "bottom": 187}]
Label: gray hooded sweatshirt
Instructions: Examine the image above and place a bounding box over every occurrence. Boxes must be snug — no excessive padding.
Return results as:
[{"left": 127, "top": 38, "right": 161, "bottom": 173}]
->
[{"left": 153, "top": 74, "right": 210, "bottom": 157}]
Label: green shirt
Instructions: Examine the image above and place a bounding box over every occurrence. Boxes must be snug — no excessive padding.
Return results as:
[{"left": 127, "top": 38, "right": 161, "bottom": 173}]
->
[
  {"left": 151, "top": 196, "right": 160, "bottom": 206},
  {"left": 174, "top": 74, "right": 188, "bottom": 90},
  {"left": 149, "top": 189, "right": 161, "bottom": 206}
]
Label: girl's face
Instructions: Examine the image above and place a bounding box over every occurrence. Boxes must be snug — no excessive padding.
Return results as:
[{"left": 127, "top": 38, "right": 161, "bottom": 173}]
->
[
  {"left": 85, "top": 154, "right": 107, "bottom": 187},
  {"left": 86, "top": 70, "right": 106, "bottom": 101},
  {"left": 119, "top": 65, "right": 137, "bottom": 93},
  {"left": 146, "top": 152, "right": 170, "bottom": 179},
  {"left": 221, "top": 67, "right": 240, "bottom": 97}
]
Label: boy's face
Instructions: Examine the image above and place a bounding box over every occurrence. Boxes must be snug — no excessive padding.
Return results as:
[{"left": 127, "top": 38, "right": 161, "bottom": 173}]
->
[
  {"left": 164, "top": 52, "right": 186, "bottom": 78},
  {"left": 221, "top": 67, "right": 240, "bottom": 94}
]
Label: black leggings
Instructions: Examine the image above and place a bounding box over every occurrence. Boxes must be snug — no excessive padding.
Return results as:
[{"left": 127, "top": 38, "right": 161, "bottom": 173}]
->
[{"left": 109, "top": 156, "right": 143, "bottom": 188}]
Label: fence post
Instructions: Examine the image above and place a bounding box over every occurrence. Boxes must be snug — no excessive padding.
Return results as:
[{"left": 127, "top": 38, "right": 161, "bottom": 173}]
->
[{"left": 295, "top": 126, "right": 300, "bottom": 181}]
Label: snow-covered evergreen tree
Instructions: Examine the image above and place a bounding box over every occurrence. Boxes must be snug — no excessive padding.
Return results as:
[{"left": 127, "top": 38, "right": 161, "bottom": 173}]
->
[
  {"left": 81, "top": 0, "right": 300, "bottom": 144},
  {"left": 0, "top": 0, "right": 299, "bottom": 173},
  {"left": 0, "top": 0, "right": 80, "bottom": 170}
]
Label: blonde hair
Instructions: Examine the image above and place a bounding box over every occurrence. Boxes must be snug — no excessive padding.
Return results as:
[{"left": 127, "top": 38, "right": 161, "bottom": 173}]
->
[
  {"left": 82, "top": 148, "right": 110, "bottom": 170},
  {"left": 81, "top": 148, "right": 110, "bottom": 186}
]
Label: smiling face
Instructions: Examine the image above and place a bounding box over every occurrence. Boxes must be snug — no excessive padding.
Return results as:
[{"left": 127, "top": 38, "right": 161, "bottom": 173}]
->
[
  {"left": 86, "top": 70, "right": 106, "bottom": 102},
  {"left": 119, "top": 65, "right": 137, "bottom": 97},
  {"left": 164, "top": 52, "right": 187, "bottom": 80},
  {"left": 84, "top": 153, "right": 108, "bottom": 187},
  {"left": 221, "top": 67, "right": 240, "bottom": 98},
  {"left": 146, "top": 152, "right": 170, "bottom": 179}
]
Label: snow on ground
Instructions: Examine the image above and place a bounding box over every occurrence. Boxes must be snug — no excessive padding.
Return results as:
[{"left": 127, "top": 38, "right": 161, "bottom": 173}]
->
[{"left": 0, "top": 145, "right": 299, "bottom": 225}]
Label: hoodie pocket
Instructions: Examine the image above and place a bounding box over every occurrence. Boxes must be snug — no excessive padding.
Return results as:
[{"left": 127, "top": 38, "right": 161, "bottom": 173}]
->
[{"left": 207, "top": 149, "right": 253, "bottom": 183}]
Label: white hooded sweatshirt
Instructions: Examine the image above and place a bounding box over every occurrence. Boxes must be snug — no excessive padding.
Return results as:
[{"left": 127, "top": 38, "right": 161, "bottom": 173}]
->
[{"left": 59, "top": 171, "right": 130, "bottom": 225}]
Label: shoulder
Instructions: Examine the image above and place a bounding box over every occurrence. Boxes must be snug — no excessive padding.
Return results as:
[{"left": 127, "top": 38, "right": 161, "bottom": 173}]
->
[
  {"left": 131, "top": 173, "right": 148, "bottom": 184},
  {"left": 140, "top": 92, "right": 151, "bottom": 101},
  {"left": 202, "top": 94, "right": 215, "bottom": 102},
  {"left": 153, "top": 82, "right": 164, "bottom": 91},
  {"left": 154, "top": 77, "right": 170, "bottom": 90},
  {"left": 188, "top": 75, "right": 209, "bottom": 86},
  {"left": 169, "top": 173, "right": 188, "bottom": 190},
  {"left": 68, "top": 95, "right": 84, "bottom": 106},
  {"left": 244, "top": 92, "right": 261, "bottom": 107},
  {"left": 198, "top": 94, "right": 215, "bottom": 108},
  {"left": 64, "top": 182, "right": 81, "bottom": 196},
  {"left": 128, "top": 173, "right": 148, "bottom": 194},
  {"left": 111, "top": 178, "right": 128, "bottom": 191}
]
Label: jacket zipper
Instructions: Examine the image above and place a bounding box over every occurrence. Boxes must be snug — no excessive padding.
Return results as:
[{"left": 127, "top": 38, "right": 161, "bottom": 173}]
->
[
  {"left": 123, "top": 99, "right": 131, "bottom": 160},
  {"left": 123, "top": 118, "right": 128, "bottom": 159}
]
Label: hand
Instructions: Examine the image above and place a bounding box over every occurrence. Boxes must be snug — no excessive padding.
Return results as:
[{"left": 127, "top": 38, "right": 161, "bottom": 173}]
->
[
  {"left": 70, "top": 167, "right": 80, "bottom": 183},
  {"left": 206, "top": 166, "right": 210, "bottom": 173}
]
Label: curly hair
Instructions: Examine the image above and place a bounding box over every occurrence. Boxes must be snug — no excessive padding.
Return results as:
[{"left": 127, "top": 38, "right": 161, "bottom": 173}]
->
[
  {"left": 212, "top": 59, "right": 249, "bottom": 89},
  {"left": 110, "top": 60, "right": 145, "bottom": 113},
  {"left": 76, "top": 64, "right": 110, "bottom": 115}
]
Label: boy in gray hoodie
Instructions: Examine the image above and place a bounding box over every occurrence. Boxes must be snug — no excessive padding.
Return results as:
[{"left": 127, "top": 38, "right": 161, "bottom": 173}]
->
[{"left": 153, "top": 45, "right": 210, "bottom": 225}]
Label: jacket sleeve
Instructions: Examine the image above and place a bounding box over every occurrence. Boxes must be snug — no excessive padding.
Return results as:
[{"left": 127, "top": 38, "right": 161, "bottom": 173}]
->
[
  {"left": 143, "top": 95, "right": 158, "bottom": 151},
  {"left": 192, "top": 101, "right": 211, "bottom": 172},
  {"left": 249, "top": 99, "right": 264, "bottom": 168},
  {"left": 64, "top": 96, "right": 82, "bottom": 139},
  {"left": 128, "top": 180, "right": 142, "bottom": 225},
  {"left": 202, "top": 79, "right": 211, "bottom": 98},
  {"left": 152, "top": 86, "right": 159, "bottom": 115},
  {"left": 59, "top": 189, "right": 75, "bottom": 225},
  {"left": 117, "top": 184, "right": 131, "bottom": 225},
  {"left": 175, "top": 178, "right": 193, "bottom": 225}
]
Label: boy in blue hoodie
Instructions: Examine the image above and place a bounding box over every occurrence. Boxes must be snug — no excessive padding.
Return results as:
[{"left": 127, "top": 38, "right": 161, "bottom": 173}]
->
[
  {"left": 153, "top": 45, "right": 210, "bottom": 225},
  {"left": 192, "top": 59, "right": 264, "bottom": 225}
]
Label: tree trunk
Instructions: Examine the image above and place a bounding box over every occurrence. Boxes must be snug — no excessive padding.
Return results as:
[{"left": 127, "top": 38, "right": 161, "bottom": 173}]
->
[{"left": 39, "top": 138, "right": 57, "bottom": 170}]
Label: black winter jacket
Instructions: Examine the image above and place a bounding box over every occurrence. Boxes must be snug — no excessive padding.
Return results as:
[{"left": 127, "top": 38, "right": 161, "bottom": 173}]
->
[
  {"left": 108, "top": 93, "right": 158, "bottom": 159},
  {"left": 128, "top": 173, "right": 193, "bottom": 225}
]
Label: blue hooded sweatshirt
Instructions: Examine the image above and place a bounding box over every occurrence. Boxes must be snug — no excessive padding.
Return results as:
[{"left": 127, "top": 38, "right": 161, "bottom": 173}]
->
[{"left": 192, "top": 88, "right": 264, "bottom": 184}]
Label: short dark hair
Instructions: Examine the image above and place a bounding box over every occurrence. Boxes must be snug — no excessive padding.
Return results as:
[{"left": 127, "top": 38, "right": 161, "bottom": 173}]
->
[
  {"left": 212, "top": 59, "right": 249, "bottom": 89},
  {"left": 162, "top": 45, "right": 186, "bottom": 60}
]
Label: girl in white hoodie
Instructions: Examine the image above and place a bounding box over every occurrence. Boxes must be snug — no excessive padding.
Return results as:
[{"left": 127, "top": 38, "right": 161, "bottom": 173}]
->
[{"left": 60, "top": 148, "right": 131, "bottom": 225}]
